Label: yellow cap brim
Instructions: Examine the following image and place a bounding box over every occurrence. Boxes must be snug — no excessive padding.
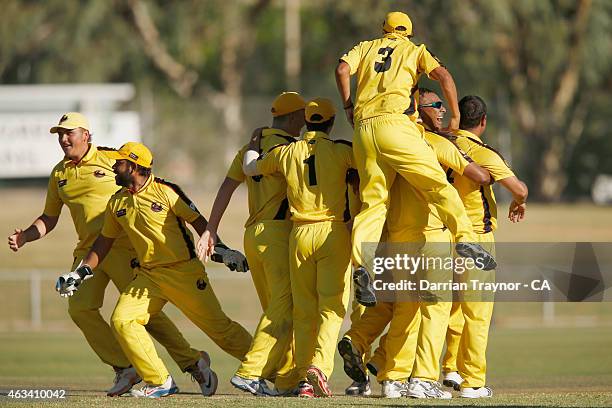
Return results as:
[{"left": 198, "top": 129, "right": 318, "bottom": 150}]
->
[
  {"left": 105, "top": 150, "right": 129, "bottom": 161},
  {"left": 49, "top": 125, "right": 76, "bottom": 134}
]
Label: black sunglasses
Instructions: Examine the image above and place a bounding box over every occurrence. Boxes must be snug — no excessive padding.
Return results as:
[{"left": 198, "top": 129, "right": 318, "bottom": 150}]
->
[{"left": 419, "top": 101, "right": 443, "bottom": 109}]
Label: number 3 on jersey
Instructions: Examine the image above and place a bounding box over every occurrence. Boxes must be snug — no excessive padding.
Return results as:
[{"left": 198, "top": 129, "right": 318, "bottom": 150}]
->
[{"left": 374, "top": 47, "right": 394, "bottom": 73}]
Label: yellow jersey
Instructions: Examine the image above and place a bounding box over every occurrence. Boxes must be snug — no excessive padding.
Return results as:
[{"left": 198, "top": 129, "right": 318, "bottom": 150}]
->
[
  {"left": 387, "top": 131, "right": 472, "bottom": 238},
  {"left": 340, "top": 33, "right": 441, "bottom": 122},
  {"left": 448, "top": 129, "right": 515, "bottom": 234},
  {"left": 101, "top": 175, "right": 201, "bottom": 267},
  {"left": 255, "top": 131, "right": 355, "bottom": 223},
  {"left": 43, "top": 144, "right": 131, "bottom": 255},
  {"left": 227, "top": 128, "right": 298, "bottom": 227}
]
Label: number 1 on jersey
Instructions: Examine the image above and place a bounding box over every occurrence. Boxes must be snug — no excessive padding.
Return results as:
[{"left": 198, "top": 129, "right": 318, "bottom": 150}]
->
[{"left": 303, "top": 155, "right": 317, "bottom": 186}]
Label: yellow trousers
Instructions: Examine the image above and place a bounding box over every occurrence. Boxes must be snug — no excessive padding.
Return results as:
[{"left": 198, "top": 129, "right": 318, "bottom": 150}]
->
[
  {"left": 351, "top": 114, "right": 475, "bottom": 268},
  {"left": 456, "top": 232, "right": 496, "bottom": 388},
  {"left": 111, "top": 258, "right": 252, "bottom": 385},
  {"left": 368, "top": 229, "right": 453, "bottom": 382},
  {"left": 291, "top": 222, "right": 351, "bottom": 380},
  {"left": 348, "top": 298, "right": 372, "bottom": 364},
  {"left": 236, "top": 221, "right": 296, "bottom": 390},
  {"left": 442, "top": 302, "right": 464, "bottom": 373},
  {"left": 69, "top": 248, "right": 200, "bottom": 371}
]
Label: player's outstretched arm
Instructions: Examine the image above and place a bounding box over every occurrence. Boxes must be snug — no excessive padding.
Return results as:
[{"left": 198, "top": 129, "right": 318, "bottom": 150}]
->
[
  {"left": 498, "top": 176, "right": 528, "bottom": 223},
  {"left": 197, "top": 177, "right": 241, "bottom": 261},
  {"left": 430, "top": 66, "right": 460, "bottom": 131},
  {"left": 8, "top": 214, "right": 59, "bottom": 252},
  {"left": 335, "top": 61, "right": 354, "bottom": 127},
  {"left": 463, "top": 163, "right": 491, "bottom": 185},
  {"left": 56, "top": 234, "right": 115, "bottom": 297}
]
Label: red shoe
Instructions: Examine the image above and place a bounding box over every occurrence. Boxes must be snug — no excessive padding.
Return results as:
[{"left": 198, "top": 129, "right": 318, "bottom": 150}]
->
[
  {"left": 298, "top": 381, "right": 314, "bottom": 398},
  {"left": 306, "top": 366, "right": 332, "bottom": 397}
]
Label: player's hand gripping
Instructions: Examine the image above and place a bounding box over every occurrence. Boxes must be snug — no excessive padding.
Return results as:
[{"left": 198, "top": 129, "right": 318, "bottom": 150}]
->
[
  {"left": 508, "top": 200, "right": 526, "bottom": 223},
  {"left": 211, "top": 243, "right": 249, "bottom": 272},
  {"left": 197, "top": 229, "right": 217, "bottom": 262},
  {"left": 55, "top": 264, "right": 94, "bottom": 298},
  {"left": 7, "top": 229, "right": 27, "bottom": 252}
]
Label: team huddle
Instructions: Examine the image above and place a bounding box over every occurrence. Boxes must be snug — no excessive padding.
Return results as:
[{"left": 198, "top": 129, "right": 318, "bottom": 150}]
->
[{"left": 7, "top": 10, "right": 528, "bottom": 400}]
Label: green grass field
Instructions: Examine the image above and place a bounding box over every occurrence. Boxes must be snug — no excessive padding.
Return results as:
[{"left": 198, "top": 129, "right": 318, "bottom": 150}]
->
[{"left": 1, "top": 188, "right": 612, "bottom": 406}]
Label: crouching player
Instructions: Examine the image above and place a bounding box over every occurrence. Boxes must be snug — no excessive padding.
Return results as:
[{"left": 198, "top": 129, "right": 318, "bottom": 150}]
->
[
  {"left": 56, "top": 142, "right": 253, "bottom": 398},
  {"left": 243, "top": 99, "right": 355, "bottom": 397}
]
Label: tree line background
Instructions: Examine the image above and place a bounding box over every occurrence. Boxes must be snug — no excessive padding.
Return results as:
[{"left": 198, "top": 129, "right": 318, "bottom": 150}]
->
[{"left": 1, "top": 0, "right": 611, "bottom": 201}]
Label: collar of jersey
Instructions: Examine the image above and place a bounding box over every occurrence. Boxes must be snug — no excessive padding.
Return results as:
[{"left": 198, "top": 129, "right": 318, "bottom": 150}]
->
[
  {"left": 455, "top": 129, "right": 480, "bottom": 140},
  {"left": 129, "top": 174, "right": 154, "bottom": 195},
  {"left": 262, "top": 128, "right": 295, "bottom": 139},
  {"left": 383, "top": 32, "right": 411, "bottom": 42},
  {"left": 303, "top": 131, "right": 329, "bottom": 141},
  {"left": 64, "top": 143, "right": 96, "bottom": 166}
]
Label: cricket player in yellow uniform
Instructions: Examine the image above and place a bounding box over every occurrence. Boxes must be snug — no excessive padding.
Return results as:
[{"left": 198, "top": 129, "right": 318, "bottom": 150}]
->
[
  {"left": 440, "top": 95, "right": 528, "bottom": 398},
  {"left": 58, "top": 142, "right": 253, "bottom": 398},
  {"left": 197, "top": 92, "right": 306, "bottom": 395},
  {"left": 8, "top": 113, "right": 212, "bottom": 396},
  {"left": 335, "top": 11, "right": 495, "bottom": 306},
  {"left": 338, "top": 90, "right": 491, "bottom": 399},
  {"left": 243, "top": 98, "right": 354, "bottom": 398}
]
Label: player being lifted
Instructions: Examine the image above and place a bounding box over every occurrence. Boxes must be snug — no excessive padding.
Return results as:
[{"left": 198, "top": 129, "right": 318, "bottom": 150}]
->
[
  {"left": 335, "top": 11, "right": 495, "bottom": 306},
  {"left": 197, "top": 92, "right": 306, "bottom": 395},
  {"left": 55, "top": 142, "right": 253, "bottom": 398},
  {"left": 243, "top": 98, "right": 356, "bottom": 398},
  {"left": 338, "top": 89, "right": 491, "bottom": 399},
  {"left": 8, "top": 113, "right": 223, "bottom": 397}
]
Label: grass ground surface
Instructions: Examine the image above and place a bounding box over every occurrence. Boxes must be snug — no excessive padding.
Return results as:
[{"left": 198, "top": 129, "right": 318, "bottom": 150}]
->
[{"left": 1, "top": 189, "right": 612, "bottom": 406}]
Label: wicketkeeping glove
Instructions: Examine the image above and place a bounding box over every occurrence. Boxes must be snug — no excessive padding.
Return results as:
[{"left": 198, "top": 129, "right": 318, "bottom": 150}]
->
[
  {"left": 211, "top": 243, "right": 249, "bottom": 272},
  {"left": 55, "top": 264, "right": 94, "bottom": 298}
]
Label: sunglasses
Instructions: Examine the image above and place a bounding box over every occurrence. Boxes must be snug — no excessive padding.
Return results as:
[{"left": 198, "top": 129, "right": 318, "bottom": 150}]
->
[{"left": 419, "top": 101, "right": 443, "bottom": 109}]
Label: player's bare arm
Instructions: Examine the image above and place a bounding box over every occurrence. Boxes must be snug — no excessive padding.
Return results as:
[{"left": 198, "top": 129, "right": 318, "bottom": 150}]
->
[
  {"left": 335, "top": 61, "right": 354, "bottom": 127},
  {"left": 429, "top": 66, "right": 460, "bottom": 131},
  {"left": 198, "top": 177, "right": 241, "bottom": 260},
  {"left": 8, "top": 214, "right": 59, "bottom": 252},
  {"left": 463, "top": 162, "right": 491, "bottom": 185},
  {"left": 498, "top": 176, "right": 529, "bottom": 223}
]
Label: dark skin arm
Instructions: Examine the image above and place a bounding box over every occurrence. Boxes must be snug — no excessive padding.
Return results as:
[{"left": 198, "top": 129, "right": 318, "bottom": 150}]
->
[
  {"left": 498, "top": 176, "right": 528, "bottom": 223},
  {"left": 8, "top": 214, "right": 59, "bottom": 251},
  {"left": 80, "top": 234, "right": 116, "bottom": 270},
  {"left": 429, "top": 66, "right": 460, "bottom": 131},
  {"left": 462, "top": 162, "right": 491, "bottom": 185},
  {"left": 335, "top": 61, "right": 354, "bottom": 127}
]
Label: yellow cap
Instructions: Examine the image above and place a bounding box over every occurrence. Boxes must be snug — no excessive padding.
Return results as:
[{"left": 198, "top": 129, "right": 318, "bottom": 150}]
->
[
  {"left": 49, "top": 112, "right": 90, "bottom": 133},
  {"left": 107, "top": 142, "right": 153, "bottom": 168},
  {"left": 383, "top": 11, "right": 413, "bottom": 36},
  {"left": 305, "top": 98, "right": 336, "bottom": 123},
  {"left": 271, "top": 92, "right": 306, "bottom": 117}
]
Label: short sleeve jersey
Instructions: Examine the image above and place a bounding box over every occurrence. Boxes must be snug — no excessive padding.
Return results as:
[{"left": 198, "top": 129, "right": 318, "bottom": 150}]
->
[
  {"left": 387, "top": 131, "right": 471, "bottom": 238},
  {"left": 101, "top": 175, "right": 201, "bottom": 267},
  {"left": 226, "top": 128, "right": 297, "bottom": 227},
  {"left": 43, "top": 144, "right": 131, "bottom": 256},
  {"left": 449, "top": 129, "right": 516, "bottom": 234},
  {"left": 256, "top": 131, "right": 355, "bottom": 223},
  {"left": 340, "top": 34, "right": 441, "bottom": 122}
]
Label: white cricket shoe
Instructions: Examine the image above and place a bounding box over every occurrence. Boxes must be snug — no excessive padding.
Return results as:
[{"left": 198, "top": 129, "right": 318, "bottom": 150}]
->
[
  {"left": 460, "top": 386, "right": 493, "bottom": 398},
  {"left": 442, "top": 371, "right": 464, "bottom": 391},
  {"left": 381, "top": 380, "right": 408, "bottom": 398},
  {"left": 407, "top": 378, "right": 452, "bottom": 399},
  {"left": 230, "top": 375, "right": 276, "bottom": 396},
  {"left": 130, "top": 375, "right": 179, "bottom": 398},
  {"left": 107, "top": 366, "right": 142, "bottom": 396},
  {"left": 186, "top": 351, "right": 218, "bottom": 396}
]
